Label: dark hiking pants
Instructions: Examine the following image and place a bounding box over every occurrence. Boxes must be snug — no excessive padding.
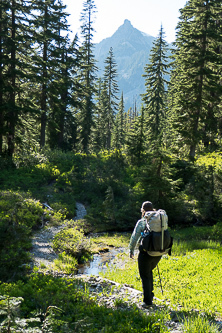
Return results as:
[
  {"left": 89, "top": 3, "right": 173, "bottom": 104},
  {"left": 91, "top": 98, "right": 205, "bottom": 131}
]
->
[{"left": 138, "top": 248, "right": 162, "bottom": 305}]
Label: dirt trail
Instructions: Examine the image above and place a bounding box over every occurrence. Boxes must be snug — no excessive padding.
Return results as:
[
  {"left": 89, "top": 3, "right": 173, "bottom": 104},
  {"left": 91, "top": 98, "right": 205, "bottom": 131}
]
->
[{"left": 30, "top": 202, "right": 87, "bottom": 269}]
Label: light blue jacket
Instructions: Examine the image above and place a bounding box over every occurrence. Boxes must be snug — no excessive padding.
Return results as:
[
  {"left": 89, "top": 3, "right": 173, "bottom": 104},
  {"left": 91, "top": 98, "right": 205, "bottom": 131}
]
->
[{"left": 129, "top": 217, "right": 146, "bottom": 255}]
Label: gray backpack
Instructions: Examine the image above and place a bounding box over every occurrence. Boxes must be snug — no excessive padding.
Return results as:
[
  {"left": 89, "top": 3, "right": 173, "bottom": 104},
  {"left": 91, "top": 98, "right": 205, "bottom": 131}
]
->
[{"left": 141, "top": 210, "right": 173, "bottom": 256}]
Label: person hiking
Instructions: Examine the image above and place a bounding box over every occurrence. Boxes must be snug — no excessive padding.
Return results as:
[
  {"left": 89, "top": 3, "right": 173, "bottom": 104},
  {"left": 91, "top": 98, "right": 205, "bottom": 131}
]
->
[{"left": 129, "top": 201, "right": 166, "bottom": 308}]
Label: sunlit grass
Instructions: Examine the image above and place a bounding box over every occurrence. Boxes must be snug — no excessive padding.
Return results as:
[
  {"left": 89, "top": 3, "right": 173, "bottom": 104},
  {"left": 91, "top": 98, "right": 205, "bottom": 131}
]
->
[
  {"left": 100, "top": 234, "right": 222, "bottom": 319},
  {"left": 39, "top": 262, "right": 47, "bottom": 269},
  {"left": 172, "top": 238, "right": 220, "bottom": 255},
  {"left": 90, "top": 232, "right": 130, "bottom": 247},
  {"left": 158, "top": 248, "right": 222, "bottom": 314},
  {"left": 183, "top": 314, "right": 220, "bottom": 333},
  {"left": 171, "top": 224, "right": 222, "bottom": 242},
  {"left": 89, "top": 232, "right": 130, "bottom": 253},
  {"left": 53, "top": 252, "right": 78, "bottom": 274}
]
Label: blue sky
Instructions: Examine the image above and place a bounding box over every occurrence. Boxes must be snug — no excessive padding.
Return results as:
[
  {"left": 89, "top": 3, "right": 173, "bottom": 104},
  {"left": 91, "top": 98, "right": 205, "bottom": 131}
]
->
[{"left": 63, "top": 0, "right": 188, "bottom": 43}]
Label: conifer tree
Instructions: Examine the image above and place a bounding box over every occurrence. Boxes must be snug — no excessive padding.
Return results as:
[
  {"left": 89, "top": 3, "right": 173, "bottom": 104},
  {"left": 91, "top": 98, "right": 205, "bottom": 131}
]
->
[
  {"left": 77, "top": 0, "right": 97, "bottom": 152},
  {"left": 113, "top": 92, "right": 125, "bottom": 149},
  {"left": 171, "top": 0, "right": 222, "bottom": 158},
  {"left": 126, "top": 105, "right": 145, "bottom": 165},
  {"left": 0, "top": 0, "right": 33, "bottom": 156},
  {"left": 31, "top": 0, "right": 70, "bottom": 148},
  {"left": 91, "top": 78, "right": 102, "bottom": 151},
  {"left": 140, "top": 28, "right": 170, "bottom": 204},
  {"left": 125, "top": 107, "right": 134, "bottom": 132},
  {"left": 0, "top": 0, "right": 9, "bottom": 154},
  {"left": 46, "top": 0, "right": 82, "bottom": 151},
  {"left": 103, "top": 47, "right": 119, "bottom": 149},
  {"left": 103, "top": 185, "right": 116, "bottom": 224},
  {"left": 93, "top": 79, "right": 109, "bottom": 150},
  {"left": 142, "top": 25, "right": 169, "bottom": 148},
  {"left": 48, "top": 34, "right": 80, "bottom": 150},
  {"left": 7, "top": 0, "right": 17, "bottom": 156}
]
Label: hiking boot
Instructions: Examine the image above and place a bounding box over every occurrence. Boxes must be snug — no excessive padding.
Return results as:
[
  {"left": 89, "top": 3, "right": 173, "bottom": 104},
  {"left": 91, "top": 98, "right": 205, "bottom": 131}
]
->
[{"left": 141, "top": 302, "right": 153, "bottom": 309}]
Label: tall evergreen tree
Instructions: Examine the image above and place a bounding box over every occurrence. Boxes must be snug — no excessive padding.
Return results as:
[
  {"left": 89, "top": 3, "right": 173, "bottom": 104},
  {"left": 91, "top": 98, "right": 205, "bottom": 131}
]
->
[
  {"left": 0, "top": 0, "right": 9, "bottom": 154},
  {"left": 31, "top": 0, "right": 70, "bottom": 148},
  {"left": 170, "top": 0, "right": 222, "bottom": 158},
  {"left": 103, "top": 47, "right": 119, "bottom": 149},
  {"left": 113, "top": 92, "right": 125, "bottom": 149},
  {"left": 126, "top": 105, "right": 145, "bottom": 165},
  {"left": 48, "top": 35, "right": 80, "bottom": 150},
  {"left": 77, "top": 0, "right": 97, "bottom": 152},
  {"left": 93, "top": 78, "right": 109, "bottom": 150},
  {"left": 140, "top": 26, "right": 170, "bottom": 205},
  {"left": 7, "top": 0, "right": 17, "bottom": 156},
  {"left": 142, "top": 25, "right": 169, "bottom": 148},
  {"left": 0, "top": 0, "right": 34, "bottom": 157}
]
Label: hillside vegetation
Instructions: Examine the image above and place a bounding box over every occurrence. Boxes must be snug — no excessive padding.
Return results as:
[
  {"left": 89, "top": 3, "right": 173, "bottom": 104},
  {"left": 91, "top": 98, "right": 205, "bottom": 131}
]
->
[
  {"left": 0, "top": 148, "right": 221, "bottom": 331},
  {"left": 0, "top": 149, "right": 222, "bottom": 281},
  {"left": 0, "top": 0, "right": 222, "bottom": 331}
]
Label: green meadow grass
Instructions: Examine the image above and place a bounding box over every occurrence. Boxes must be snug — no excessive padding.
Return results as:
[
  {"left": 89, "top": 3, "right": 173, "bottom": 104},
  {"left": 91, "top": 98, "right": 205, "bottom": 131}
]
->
[
  {"left": 0, "top": 227, "right": 221, "bottom": 332},
  {"left": 89, "top": 232, "right": 130, "bottom": 252},
  {"left": 99, "top": 233, "right": 222, "bottom": 319}
]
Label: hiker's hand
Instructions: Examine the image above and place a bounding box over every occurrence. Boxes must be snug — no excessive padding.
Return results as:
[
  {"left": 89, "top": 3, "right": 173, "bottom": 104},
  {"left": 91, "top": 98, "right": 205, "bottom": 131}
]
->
[{"left": 130, "top": 254, "right": 134, "bottom": 259}]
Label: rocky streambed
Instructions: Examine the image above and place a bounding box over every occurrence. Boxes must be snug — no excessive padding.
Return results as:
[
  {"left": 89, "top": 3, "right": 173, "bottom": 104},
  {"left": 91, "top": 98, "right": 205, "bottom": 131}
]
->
[{"left": 29, "top": 202, "right": 87, "bottom": 270}]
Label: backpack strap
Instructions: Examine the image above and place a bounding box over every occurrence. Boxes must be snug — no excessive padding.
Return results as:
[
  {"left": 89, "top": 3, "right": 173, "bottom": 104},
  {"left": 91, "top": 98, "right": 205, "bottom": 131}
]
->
[
  {"left": 145, "top": 219, "right": 150, "bottom": 233},
  {"left": 144, "top": 212, "right": 155, "bottom": 232},
  {"left": 160, "top": 213, "right": 164, "bottom": 251}
]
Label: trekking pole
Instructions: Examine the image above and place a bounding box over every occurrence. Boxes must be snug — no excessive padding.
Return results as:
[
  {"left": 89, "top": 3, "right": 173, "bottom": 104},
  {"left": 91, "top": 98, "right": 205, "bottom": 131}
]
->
[{"left": 157, "top": 264, "right": 164, "bottom": 295}]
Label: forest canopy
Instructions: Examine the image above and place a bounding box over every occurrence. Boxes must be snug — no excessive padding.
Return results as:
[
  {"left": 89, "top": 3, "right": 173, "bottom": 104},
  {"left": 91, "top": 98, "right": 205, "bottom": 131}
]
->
[
  {"left": 0, "top": 0, "right": 222, "bottom": 227},
  {"left": 0, "top": 0, "right": 221, "bottom": 157}
]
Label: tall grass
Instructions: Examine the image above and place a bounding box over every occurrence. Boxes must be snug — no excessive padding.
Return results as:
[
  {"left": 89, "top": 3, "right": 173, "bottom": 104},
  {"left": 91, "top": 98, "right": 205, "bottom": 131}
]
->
[
  {"left": 172, "top": 238, "right": 220, "bottom": 255},
  {"left": 183, "top": 314, "right": 220, "bottom": 333},
  {"left": 99, "top": 233, "right": 222, "bottom": 318}
]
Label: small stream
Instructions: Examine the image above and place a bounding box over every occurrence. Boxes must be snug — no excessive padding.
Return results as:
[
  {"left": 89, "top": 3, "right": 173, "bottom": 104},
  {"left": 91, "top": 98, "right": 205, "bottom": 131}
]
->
[
  {"left": 77, "top": 247, "right": 125, "bottom": 275},
  {"left": 75, "top": 204, "right": 127, "bottom": 276}
]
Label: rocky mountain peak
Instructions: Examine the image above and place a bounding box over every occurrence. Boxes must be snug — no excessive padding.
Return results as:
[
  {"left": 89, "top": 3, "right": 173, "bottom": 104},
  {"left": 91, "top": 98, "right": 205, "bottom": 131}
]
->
[
  {"left": 94, "top": 20, "right": 157, "bottom": 111},
  {"left": 124, "top": 19, "right": 132, "bottom": 25}
]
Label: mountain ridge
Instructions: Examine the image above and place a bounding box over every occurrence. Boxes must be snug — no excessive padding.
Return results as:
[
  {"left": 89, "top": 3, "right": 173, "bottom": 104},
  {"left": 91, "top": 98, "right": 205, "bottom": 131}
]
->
[{"left": 94, "top": 19, "right": 156, "bottom": 111}]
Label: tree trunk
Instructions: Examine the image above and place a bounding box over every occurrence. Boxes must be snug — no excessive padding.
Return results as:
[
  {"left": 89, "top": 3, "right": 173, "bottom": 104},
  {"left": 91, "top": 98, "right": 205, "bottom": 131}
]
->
[
  {"left": 157, "top": 157, "right": 163, "bottom": 203},
  {"left": 58, "top": 50, "right": 68, "bottom": 148},
  {"left": 189, "top": 2, "right": 208, "bottom": 159},
  {"left": 8, "top": 0, "right": 16, "bottom": 157},
  {"left": 0, "top": 1, "right": 3, "bottom": 154},
  {"left": 40, "top": 5, "right": 48, "bottom": 148}
]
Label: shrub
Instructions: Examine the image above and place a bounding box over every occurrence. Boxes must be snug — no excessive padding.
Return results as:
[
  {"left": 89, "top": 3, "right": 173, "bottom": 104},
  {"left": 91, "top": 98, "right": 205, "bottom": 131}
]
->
[
  {"left": 0, "top": 191, "right": 44, "bottom": 228},
  {"left": 13, "top": 147, "right": 48, "bottom": 168},
  {"left": 0, "top": 191, "right": 46, "bottom": 281},
  {"left": 53, "top": 223, "right": 91, "bottom": 263},
  {"left": 0, "top": 221, "right": 31, "bottom": 281}
]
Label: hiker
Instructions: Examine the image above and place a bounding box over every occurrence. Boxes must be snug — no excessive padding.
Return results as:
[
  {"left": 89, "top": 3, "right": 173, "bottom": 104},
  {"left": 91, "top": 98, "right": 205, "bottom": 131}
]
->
[{"left": 129, "top": 201, "right": 164, "bottom": 308}]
